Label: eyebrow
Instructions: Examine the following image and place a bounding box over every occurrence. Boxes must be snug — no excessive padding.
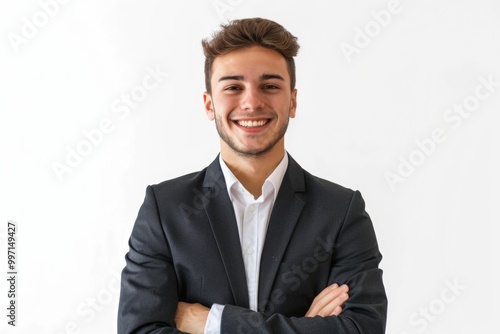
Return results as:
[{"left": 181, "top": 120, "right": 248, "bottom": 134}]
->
[
  {"left": 217, "top": 73, "right": 285, "bottom": 82},
  {"left": 218, "top": 75, "right": 245, "bottom": 82},
  {"left": 261, "top": 74, "right": 285, "bottom": 81}
]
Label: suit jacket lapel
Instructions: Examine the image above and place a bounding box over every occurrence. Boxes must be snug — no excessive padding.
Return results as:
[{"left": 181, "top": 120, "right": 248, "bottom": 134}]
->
[
  {"left": 202, "top": 157, "right": 249, "bottom": 308},
  {"left": 258, "top": 155, "right": 305, "bottom": 310}
]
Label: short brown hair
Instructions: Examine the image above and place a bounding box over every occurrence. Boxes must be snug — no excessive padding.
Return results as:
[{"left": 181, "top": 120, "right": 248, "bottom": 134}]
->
[{"left": 202, "top": 18, "right": 300, "bottom": 94}]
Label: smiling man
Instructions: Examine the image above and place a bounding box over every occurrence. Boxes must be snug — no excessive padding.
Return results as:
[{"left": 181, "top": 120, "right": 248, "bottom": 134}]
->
[{"left": 118, "top": 18, "right": 387, "bottom": 334}]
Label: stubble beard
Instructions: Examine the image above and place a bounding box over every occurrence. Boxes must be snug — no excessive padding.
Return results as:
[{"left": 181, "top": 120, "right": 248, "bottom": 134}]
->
[{"left": 213, "top": 107, "right": 290, "bottom": 158}]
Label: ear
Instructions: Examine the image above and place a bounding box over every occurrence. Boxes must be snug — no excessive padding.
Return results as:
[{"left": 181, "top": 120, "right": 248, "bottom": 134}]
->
[
  {"left": 289, "top": 89, "right": 297, "bottom": 118},
  {"left": 203, "top": 91, "right": 215, "bottom": 121}
]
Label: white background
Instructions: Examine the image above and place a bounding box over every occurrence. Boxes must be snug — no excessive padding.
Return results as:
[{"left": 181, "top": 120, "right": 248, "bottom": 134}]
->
[{"left": 1, "top": 0, "right": 499, "bottom": 333}]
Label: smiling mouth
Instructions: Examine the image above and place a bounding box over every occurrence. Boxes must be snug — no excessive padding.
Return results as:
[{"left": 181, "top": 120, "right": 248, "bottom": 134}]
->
[{"left": 235, "top": 119, "right": 270, "bottom": 128}]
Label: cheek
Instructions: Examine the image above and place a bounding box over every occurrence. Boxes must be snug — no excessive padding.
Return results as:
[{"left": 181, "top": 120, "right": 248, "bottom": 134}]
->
[
  {"left": 213, "top": 98, "right": 236, "bottom": 116},
  {"left": 274, "top": 99, "right": 293, "bottom": 116}
]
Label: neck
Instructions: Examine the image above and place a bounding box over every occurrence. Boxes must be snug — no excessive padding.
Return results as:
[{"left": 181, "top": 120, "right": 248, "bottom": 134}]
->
[{"left": 221, "top": 142, "right": 285, "bottom": 199}]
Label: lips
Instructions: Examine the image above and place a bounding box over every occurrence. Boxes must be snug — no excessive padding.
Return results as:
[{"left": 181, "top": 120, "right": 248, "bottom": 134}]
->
[{"left": 235, "top": 119, "right": 270, "bottom": 128}]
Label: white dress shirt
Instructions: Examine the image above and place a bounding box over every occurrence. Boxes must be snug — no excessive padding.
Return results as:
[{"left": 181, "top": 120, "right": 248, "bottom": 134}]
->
[{"left": 204, "top": 153, "right": 289, "bottom": 334}]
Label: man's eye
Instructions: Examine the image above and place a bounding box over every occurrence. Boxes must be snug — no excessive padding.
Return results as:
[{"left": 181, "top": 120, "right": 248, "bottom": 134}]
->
[
  {"left": 225, "top": 86, "right": 241, "bottom": 91},
  {"left": 263, "top": 84, "right": 279, "bottom": 90}
]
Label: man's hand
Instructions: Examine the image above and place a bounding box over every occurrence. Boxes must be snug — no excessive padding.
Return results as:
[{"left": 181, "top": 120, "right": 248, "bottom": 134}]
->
[
  {"left": 175, "top": 301, "right": 210, "bottom": 334},
  {"left": 305, "top": 284, "right": 349, "bottom": 317},
  {"left": 174, "top": 284, "right": 348, "bottom": 332}
]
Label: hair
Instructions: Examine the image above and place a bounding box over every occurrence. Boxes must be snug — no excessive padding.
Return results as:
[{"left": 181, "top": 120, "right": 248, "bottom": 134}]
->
[{"left": 201, "top": 18, "right": 300, "bottom": 94}]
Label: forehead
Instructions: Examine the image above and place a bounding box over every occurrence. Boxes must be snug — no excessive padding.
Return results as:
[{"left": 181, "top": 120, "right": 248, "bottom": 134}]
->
[{"left": 211, "top": 46, "right": 289, "bottom": 81}]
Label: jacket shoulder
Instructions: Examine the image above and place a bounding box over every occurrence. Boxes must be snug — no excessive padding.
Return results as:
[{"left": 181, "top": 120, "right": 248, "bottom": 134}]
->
[
  {"left": 149, "top": 168, "right": 208, "bottom": 201},
  {"left": 303, "top": 170, "right": 356, "bottom": 199}
]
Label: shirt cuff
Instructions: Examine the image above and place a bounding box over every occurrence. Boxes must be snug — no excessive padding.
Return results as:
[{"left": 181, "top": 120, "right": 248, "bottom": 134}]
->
[{"left": 204, "top": 303, "right": 225, "bottom": 334}]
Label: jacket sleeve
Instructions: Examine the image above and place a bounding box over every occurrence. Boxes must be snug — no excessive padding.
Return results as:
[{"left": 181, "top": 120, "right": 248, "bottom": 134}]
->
[
  {"left": 220, "top": 191, "right": 388, "bottom": 334},
  {"left": 118, "top": 186, "right": 186, "bottom": 334}
]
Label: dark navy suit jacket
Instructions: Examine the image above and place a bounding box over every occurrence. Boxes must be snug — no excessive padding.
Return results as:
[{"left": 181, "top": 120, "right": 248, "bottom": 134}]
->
[{"left": 118, "top": 154, "right": 387, "bottom": 333}]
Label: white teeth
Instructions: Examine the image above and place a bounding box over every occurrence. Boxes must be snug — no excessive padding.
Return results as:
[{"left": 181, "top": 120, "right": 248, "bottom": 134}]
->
[{"left": 237, "top": 120, "right": 268, "bottom": 128}]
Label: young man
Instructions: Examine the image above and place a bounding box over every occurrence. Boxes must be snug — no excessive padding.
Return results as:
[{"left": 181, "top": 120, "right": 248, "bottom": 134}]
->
[{"left": 118, "top": 18, "right": 387, "bottom": 333}]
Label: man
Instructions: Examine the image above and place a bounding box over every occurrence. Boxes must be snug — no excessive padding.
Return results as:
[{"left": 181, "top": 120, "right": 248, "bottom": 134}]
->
[{"left": 118, "top": 18, "right": 387, "bottom": 333}]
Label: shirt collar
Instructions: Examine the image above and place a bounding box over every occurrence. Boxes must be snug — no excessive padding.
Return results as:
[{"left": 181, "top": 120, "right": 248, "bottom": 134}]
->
[{"left": 219, "top": 153, "right": 289, "bottom": 202}]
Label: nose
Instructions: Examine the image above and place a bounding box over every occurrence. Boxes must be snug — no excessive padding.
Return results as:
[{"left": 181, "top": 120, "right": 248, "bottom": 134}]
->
[{"left": 240, "top": 86, "right": 265, "bottom": 111}]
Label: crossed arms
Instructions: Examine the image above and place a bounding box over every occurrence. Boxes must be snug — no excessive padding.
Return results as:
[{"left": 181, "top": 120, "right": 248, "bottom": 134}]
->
[
  {"left": 175, "top": 283, "right": 351, "bottom": 333},
  {"left": 118, "top": 180, "right": 387, "bottom": 333}
]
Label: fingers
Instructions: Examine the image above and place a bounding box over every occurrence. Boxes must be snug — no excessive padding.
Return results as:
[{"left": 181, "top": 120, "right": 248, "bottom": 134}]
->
[
  {"left": 331, "top": 305, "right": 343, "bottom": 316},
  {"left": 305, "top": 283, "right": 349, "bottom": 317},
  {"left": 316, "top": 283, "right": 340, "bottom": 301},
  {"left": 322, "top": 284, "right": 348, "bottom": 316}
]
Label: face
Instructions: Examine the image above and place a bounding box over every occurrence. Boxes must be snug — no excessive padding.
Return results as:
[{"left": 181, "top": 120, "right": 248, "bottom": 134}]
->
[{"left": 204, "top": 46, "right": 297, "bottom": 158}]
